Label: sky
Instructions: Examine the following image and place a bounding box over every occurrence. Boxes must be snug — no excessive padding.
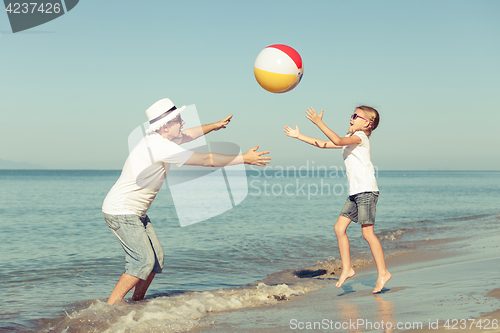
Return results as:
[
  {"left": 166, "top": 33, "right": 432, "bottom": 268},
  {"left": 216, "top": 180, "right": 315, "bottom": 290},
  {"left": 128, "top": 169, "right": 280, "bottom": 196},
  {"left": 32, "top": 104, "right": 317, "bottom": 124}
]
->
[{"left": 1, "top": 0, "right": 499, "bottom": 170}]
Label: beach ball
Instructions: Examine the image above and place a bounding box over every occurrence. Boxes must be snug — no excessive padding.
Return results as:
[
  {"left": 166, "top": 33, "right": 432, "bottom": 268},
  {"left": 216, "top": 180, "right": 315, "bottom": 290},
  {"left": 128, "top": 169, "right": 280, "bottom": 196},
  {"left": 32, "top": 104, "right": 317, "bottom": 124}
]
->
[{"left": 254, "top": 44, "right": 303, "bottom": 93}]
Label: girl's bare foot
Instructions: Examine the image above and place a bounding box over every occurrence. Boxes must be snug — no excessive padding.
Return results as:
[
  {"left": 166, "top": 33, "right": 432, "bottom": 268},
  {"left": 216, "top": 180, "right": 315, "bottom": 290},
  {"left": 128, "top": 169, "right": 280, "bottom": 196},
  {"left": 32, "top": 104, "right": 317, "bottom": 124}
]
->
[
  {"left": 336, "top": 267, "right": 355, "bottom": 288},
  {"left": 373, "top": 271, "right": 391, "bottom": 293}
]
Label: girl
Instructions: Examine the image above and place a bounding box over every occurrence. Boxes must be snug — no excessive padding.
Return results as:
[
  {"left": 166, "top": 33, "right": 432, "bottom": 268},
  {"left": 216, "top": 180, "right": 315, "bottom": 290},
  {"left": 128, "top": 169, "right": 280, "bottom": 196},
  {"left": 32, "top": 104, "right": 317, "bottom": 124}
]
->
[{"left": 284, "top": 106, "right": 390, "bottom": 293}]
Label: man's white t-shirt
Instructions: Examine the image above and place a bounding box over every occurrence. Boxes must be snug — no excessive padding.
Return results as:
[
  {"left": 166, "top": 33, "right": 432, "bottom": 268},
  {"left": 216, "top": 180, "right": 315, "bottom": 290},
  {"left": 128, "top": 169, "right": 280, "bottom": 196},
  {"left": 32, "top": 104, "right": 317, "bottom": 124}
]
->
[
  {"left": 102, "top": 133, "right": 194, "bottom": 216},
  {"left": 342, "top": 131, "right": 378, "bottom": 196}
]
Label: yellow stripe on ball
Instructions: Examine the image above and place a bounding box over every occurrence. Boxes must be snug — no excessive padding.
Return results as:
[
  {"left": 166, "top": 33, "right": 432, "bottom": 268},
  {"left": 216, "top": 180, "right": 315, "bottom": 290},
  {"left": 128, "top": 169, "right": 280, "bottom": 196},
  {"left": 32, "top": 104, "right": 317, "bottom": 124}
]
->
[{"left": 254, "top": 67, "right": 298, "bottom": 93}]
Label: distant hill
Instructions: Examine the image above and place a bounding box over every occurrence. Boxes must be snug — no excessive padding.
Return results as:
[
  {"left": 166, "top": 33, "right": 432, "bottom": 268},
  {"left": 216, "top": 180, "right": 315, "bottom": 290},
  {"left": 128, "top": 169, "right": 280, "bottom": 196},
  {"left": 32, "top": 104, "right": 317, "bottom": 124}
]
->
[{"left": 0, "top": 159, "right": 45, "bottom": 169}]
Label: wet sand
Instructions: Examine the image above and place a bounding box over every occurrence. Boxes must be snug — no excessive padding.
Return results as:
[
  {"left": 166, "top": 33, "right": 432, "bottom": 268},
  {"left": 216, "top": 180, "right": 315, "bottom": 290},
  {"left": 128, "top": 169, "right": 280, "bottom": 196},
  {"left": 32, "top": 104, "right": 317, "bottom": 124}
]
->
[{"left": 196, "top": 229, "right": 500, "bottom": 332}]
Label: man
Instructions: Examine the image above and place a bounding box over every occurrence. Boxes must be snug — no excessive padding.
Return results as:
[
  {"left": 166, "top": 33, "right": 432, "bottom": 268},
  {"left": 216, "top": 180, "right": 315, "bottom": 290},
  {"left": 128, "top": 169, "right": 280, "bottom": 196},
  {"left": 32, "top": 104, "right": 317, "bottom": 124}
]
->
[{"left": 102, "top": 98, "right": 270, "bottom": 305}]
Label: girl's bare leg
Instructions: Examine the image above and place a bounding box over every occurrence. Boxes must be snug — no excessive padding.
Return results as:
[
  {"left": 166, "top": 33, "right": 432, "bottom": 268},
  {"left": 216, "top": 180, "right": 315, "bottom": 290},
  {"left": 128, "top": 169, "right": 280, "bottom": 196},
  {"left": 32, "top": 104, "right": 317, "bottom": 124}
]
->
[
  {"left": 334, "top": 216, "right": 355, "bottom": 287},
  {"left": 361, "top": 224, "right": 391, "bottom": 293}
]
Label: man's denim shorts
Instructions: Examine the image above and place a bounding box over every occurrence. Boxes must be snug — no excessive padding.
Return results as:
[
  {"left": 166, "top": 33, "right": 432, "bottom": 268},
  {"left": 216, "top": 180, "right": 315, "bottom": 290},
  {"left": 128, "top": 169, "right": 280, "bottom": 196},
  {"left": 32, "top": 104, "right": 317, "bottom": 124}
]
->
[
  {"left": 103, "top": 213, "right": 164, "bottom": 280},
  {"left": 339, "top": 191, "right": 379, "bottom": 225}
]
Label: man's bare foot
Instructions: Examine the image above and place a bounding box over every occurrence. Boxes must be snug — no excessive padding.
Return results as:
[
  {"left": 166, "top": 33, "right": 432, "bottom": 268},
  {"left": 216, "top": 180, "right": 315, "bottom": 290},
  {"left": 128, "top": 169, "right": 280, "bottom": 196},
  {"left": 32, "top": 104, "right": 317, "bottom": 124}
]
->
[
  {"left": 335, "top": 267, "right": 355, "bottom": 288},
  {"left": 373, "top": 271, "right": 391, "bottom": 293}
]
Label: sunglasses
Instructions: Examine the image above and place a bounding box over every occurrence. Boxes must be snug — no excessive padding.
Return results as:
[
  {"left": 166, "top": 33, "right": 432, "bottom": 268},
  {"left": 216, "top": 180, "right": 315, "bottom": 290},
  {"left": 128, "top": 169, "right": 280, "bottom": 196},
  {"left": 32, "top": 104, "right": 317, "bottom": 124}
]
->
[{"left": 351, "top": 113, "right": 369, "bottom": 121}]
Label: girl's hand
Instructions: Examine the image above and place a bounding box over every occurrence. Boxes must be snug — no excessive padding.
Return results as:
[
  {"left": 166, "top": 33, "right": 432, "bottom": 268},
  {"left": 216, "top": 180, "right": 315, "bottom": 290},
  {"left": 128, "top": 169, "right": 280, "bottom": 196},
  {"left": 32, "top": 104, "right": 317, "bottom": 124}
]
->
[
  {"left": 305, "top": 107, "right": 324, "bottom": 125},
  {"left": 284, "top": 125, "right": 300, "bottom": 138}
]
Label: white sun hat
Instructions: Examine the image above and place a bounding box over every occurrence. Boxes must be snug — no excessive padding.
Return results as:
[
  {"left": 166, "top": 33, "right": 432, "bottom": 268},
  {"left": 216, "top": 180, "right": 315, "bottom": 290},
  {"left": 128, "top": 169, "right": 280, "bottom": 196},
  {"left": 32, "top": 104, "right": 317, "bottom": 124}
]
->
[{"left": 145, "top": 98, "right": 186, "bottom": 134}]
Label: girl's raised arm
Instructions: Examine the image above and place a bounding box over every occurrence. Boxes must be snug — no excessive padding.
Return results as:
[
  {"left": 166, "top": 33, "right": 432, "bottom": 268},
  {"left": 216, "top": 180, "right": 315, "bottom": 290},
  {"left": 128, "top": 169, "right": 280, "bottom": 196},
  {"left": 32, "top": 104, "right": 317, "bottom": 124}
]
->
[{"left": 305, "top": 107, "right": 361, "bottom": 146}]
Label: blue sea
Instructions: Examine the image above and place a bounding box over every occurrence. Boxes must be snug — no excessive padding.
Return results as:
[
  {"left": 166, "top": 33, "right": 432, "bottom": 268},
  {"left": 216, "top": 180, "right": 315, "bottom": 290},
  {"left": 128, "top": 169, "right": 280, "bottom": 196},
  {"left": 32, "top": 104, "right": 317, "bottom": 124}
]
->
[{"left": 0, "top": 169, "right": 499, "bottom": 332}]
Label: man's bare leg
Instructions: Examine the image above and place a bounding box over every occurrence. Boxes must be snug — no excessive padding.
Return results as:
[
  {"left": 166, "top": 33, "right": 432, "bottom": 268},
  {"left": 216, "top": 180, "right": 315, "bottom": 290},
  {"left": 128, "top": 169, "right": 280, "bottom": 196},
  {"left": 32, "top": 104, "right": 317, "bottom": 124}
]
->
[
  {"left": 107, "top": 273, "right": 140, "bottom": 305},
  {"left": 132, "top": 273, "right": 155, "bottom": 301},
  {"left": 334, "top": 216, "right": 356, "bottom": 288},
  {"left": 361, "top": 225, "right": 391, "bottom": 293}
]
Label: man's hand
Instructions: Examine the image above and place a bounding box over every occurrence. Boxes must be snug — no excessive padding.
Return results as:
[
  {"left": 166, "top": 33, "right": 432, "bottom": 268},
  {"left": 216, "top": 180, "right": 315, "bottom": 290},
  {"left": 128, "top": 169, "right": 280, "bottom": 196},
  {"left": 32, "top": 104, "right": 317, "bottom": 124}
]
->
[
  {"left": 243, "top": 145, "right": 271, "bottom": 166},
  {"left": 212, "top": 115, "right": 233, "bottom": 131},
  {"left": 305, "top": 107, "right": 324, "bottom": 126}
]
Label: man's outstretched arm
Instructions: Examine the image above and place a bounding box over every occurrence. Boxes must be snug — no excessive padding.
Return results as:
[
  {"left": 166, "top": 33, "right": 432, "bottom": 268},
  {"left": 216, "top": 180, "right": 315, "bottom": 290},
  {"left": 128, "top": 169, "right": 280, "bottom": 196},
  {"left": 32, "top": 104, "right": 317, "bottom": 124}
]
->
[
  {"left": 184, "top": 145, "right": 270, "bottom": 167},
  {"left": 180, "top": 115, "right": 233, "bottom": 144}
]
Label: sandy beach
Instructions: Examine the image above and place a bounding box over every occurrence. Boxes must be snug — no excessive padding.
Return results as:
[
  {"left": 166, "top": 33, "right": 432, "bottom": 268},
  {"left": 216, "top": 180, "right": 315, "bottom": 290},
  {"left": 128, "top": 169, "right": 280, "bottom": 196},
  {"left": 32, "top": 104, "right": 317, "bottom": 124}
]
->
[{"left": 195, "top": 220, "right": 500, "bottom": 333}]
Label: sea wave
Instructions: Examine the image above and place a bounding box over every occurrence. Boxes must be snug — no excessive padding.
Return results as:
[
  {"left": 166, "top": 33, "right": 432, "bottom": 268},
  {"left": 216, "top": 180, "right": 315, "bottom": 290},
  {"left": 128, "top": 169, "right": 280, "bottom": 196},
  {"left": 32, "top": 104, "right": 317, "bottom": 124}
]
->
[{"left": 41, "top": 283, "right": 319, "bottom": 333}]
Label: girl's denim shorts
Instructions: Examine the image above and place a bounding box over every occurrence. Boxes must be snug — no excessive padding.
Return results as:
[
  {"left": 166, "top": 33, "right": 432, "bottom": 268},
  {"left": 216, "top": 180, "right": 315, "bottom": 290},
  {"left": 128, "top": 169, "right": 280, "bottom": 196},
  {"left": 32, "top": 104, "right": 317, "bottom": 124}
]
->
[
  {"left": 339, "top": 191, "right": 379, "bottom": 225},
  {"left": 103, "top": 213, "right": 164, "bottom": 280}
]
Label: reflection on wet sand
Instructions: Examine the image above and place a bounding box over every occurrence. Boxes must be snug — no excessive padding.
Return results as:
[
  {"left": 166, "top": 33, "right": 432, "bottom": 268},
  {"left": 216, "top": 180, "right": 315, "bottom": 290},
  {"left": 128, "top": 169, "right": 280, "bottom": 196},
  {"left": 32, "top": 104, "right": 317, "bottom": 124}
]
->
[
  {"left": 374, "top": 295, "right": 395, "bottom": 333},
  {"left": 336, "top": 295, "right": 395, "bottom": 333}
]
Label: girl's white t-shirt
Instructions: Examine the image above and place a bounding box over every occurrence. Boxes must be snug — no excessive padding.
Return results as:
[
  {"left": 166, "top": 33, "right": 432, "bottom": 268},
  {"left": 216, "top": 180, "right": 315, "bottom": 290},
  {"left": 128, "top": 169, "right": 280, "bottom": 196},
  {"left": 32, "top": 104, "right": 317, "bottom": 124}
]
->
[
  {"left": 102, "top": 133, "right": 194, "bottom": 216},
  {"left": 342, "top": 131, "right": 378, "bottom": 196}
]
